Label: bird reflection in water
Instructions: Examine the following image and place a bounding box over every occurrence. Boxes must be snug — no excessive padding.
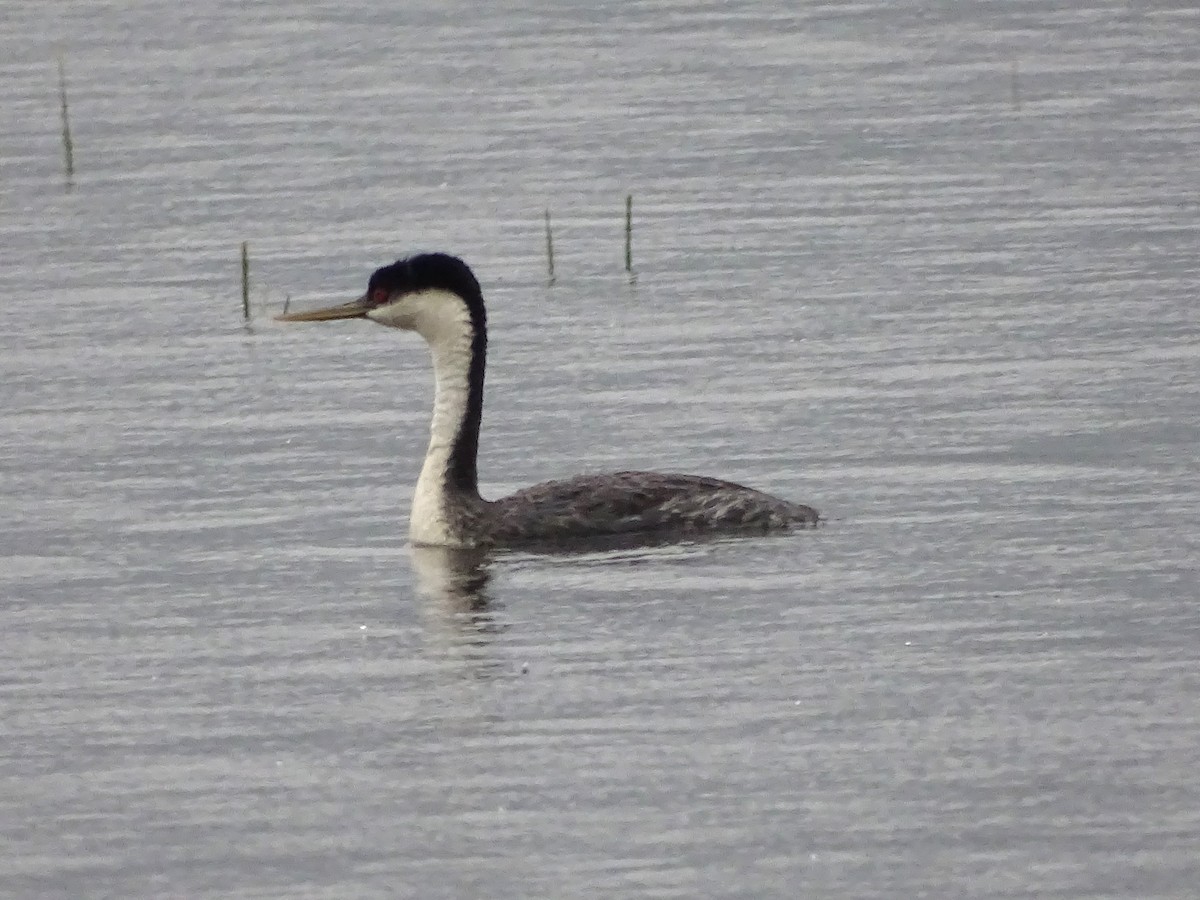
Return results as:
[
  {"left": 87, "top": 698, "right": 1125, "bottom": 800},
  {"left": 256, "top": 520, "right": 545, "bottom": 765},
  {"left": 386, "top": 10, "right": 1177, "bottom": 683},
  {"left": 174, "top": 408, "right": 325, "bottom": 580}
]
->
[{"left": 409, "top": 546, "right": 509, "bottom": 677}]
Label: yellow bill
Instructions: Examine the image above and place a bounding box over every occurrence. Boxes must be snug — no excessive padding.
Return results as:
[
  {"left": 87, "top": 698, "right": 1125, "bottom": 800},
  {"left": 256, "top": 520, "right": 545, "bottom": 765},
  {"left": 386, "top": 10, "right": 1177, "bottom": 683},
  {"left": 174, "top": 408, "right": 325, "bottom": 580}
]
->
[{"left": 276, "top": 295, "right": 372, "bottom": 322}]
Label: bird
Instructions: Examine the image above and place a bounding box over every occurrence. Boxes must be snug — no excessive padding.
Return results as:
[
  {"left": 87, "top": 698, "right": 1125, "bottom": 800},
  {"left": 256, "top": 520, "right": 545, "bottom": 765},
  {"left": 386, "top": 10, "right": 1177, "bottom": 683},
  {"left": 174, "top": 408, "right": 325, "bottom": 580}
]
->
[{"left": 278, "top": 253, "right": 818, "bottom": 549}]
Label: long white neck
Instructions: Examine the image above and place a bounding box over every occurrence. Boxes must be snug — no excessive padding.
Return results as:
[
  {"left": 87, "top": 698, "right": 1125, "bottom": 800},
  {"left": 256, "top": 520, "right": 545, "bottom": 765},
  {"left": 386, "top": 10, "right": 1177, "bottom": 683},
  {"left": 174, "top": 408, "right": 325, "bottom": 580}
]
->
[
  {"left": 410, "top": 327, "right": 475, "bottom": 541},
  {"left": 371, "top": 289, "right": 484, "bottom": 546}
]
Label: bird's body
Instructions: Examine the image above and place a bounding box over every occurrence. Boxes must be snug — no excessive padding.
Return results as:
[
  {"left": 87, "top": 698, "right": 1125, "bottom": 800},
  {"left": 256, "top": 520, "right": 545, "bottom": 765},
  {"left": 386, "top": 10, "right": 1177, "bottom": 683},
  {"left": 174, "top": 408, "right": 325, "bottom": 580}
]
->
[
  {"left": 435, "top": 471, "right": 814, "bottom": 546},
  {"left": 279, "top": 253, "right": 818, "bottom": 549}
]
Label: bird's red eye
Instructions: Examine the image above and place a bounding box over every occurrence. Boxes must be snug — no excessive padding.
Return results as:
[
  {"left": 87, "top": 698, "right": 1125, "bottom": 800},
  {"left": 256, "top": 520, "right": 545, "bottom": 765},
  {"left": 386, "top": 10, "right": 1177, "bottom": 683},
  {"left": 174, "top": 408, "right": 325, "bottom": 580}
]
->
[{"left": 372, "top": 287, "right": 388, "bottom": 305}]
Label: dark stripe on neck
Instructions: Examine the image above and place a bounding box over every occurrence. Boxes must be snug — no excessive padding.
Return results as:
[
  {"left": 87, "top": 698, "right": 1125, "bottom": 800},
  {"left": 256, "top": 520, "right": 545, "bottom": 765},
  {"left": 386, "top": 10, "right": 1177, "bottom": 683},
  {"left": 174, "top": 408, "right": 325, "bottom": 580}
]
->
[{"left": 446, "top": 291, "right": 487, "bottom": 497}]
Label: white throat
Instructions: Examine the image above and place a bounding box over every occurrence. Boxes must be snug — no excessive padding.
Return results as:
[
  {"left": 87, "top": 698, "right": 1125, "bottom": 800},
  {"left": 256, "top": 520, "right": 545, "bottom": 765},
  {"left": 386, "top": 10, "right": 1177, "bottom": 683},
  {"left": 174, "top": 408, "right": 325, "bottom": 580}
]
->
[{"left": 369, "top": 289, "right": 478, "bottom": 546}]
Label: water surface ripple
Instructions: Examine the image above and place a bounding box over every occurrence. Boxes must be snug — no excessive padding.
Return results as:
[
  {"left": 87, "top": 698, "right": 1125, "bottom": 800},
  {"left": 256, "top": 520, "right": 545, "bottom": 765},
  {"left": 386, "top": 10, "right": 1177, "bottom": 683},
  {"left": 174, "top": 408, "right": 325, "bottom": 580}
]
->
[{"left": 2, "top": 2, "right": 1198, "bottom": 898}]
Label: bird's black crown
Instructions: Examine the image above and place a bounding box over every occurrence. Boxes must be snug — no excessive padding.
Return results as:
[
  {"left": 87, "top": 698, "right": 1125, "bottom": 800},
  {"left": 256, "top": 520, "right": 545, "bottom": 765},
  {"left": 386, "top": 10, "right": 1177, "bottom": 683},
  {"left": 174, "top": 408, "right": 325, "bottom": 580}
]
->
[{"left": 365, "top": 253, "right": 483, "bottom": 310}]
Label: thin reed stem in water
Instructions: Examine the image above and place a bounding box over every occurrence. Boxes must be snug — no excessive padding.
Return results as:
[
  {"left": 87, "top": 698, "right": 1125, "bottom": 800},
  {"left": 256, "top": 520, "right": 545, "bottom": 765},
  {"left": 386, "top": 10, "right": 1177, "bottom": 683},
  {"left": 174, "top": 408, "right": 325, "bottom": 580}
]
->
[
  {"left": 624, "top": 194, "right": 633, "bottom": 274},
  {"left": 544, "top": 209, "right": 556, "bottom": 284},
  {"left": 241, "top": 242, "right": 250, "bottom": 319},
  {"left": 57, "top": 57, "right": 74, "bottom": 183}
]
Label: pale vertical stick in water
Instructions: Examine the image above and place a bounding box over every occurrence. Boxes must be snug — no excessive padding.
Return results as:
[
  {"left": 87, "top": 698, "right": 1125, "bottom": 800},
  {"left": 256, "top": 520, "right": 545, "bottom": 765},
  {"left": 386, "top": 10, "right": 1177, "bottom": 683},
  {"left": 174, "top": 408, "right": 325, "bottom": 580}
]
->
[
  {"left": 624, "top": 194, "right": 633, "bottom": 274},
  {"left": 241, "top": 242, "right": 250, "bottom": 319},
  {"left": 544, "top": 209, "right": 556, "bottom": 284},
  {"left": 57, "top": 57, "right": 74, "bottom": 184}
]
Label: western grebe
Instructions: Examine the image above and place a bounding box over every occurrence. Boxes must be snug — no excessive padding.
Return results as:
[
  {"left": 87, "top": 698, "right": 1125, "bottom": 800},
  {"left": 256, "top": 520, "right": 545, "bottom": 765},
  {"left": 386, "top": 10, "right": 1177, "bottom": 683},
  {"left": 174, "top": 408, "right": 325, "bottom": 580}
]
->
[{"left": 279, "top": 253, "right": 818, "bottom": 548}]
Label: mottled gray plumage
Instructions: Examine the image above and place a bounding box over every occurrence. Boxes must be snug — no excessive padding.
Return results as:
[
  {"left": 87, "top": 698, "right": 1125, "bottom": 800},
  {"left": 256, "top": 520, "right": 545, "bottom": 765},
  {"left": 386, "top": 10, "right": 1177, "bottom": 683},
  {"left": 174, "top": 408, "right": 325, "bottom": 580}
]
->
[
  {"left": 278, "top": 253, "right": 820, "bottom": 549},
  {"left": 482, "top": 471, "right": 817, "bottom": 545}
]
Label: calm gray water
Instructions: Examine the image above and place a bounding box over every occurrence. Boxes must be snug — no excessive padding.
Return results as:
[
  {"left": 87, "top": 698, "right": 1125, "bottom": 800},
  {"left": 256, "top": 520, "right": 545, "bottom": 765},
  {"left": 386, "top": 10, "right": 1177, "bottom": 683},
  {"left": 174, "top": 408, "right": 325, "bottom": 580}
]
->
[{"left": 3, "top": 1, "right": 1199, "bottom": 897}]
